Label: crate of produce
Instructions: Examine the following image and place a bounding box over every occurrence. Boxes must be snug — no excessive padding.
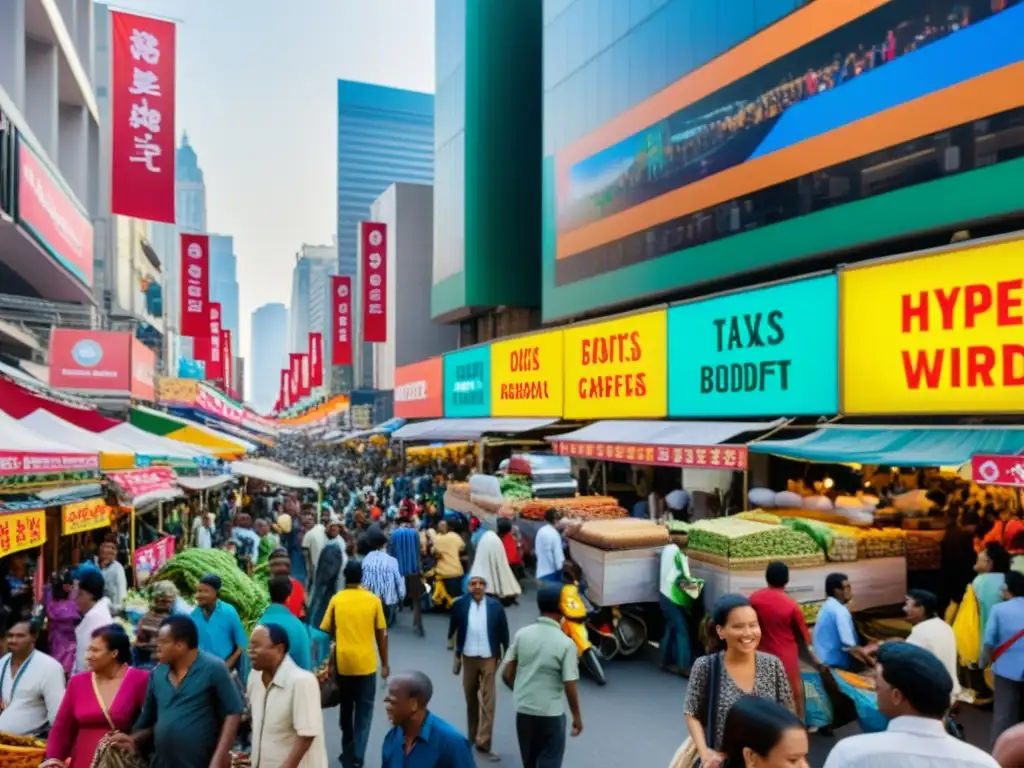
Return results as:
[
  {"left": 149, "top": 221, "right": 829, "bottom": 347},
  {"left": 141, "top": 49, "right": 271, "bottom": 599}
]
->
[
  {"left": 687, "top": 549, "right": 825, "bottom": 571},
  {"left": 687, "top": 517, "right": 820, "bottom": 560},
  {"left": 782, "top": 518, "right": 858, "bottom": 562},
  {"left": 860, "top": 529, "right": 905, "bottom": 559},
  {"left": 905, "top": 530, "right": 944, "bottom": 571},
  {"left": 519, "top": 497, "right": 626, "bottom": 521},
  {"left": 567, "top": 519, "right": 669, "bottom": 551}
]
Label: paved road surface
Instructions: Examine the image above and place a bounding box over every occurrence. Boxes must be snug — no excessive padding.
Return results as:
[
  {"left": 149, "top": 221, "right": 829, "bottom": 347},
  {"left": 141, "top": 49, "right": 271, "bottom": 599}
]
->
[{"left": 319, "top": 593, "right": 992, "bottom": 767}]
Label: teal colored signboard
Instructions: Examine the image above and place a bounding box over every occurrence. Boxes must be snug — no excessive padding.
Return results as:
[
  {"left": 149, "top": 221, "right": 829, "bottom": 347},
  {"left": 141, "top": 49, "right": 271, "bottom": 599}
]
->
[
  {"left": 668, "top": 275, "right": 838, "bottom": 417},
  {"left": 443, "top": 347, "right": 491, "bottom": 418}
]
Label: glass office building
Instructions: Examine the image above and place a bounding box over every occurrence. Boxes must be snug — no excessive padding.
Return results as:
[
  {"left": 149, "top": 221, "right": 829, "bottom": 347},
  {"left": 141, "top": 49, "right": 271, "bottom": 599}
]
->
[
  {"left": 542, "top": 0, "right": 1024, "bottom": 321},
  {"left": 208, "top": 234, "right": 239, "bottom": 337}
]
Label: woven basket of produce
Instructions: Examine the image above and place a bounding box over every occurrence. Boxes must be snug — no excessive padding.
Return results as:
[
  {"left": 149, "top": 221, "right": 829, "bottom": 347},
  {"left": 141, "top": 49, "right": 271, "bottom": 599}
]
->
[
  {"left": 568, "top": 519, "right": 669, "bottom": 550},
  {"left": 905, "top": 530, "right": 944, "bottom": 570},
  {"left": 0, "top": 733, "right": 46, "bottom": 768},
  {"left": 860, "top": 530, "right": 905, "bottom": 559}
]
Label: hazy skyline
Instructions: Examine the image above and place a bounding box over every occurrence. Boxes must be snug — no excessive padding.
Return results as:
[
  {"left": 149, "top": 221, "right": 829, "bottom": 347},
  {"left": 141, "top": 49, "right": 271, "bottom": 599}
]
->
[{"left": 106, "top": 0, "right": 435, "bottom": 376}]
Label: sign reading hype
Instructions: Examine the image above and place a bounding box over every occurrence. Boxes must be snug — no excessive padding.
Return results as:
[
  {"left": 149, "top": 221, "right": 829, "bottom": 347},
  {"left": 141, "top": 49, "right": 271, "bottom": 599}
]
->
[
  {"left": 444, "top": 347, "right": 491, "bottom": 418},
  {"left": 668, "top": 275, "right": 838, "bottom": 417}
]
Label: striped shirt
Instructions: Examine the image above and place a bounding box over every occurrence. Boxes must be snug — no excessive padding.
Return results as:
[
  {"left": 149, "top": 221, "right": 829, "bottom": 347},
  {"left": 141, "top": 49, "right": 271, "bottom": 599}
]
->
[
  {"left": 388, "top": 527, "right": 421, "bottom": 576},
  {"left": 362, "top": 550, "right": 405, "bottom": 607}
]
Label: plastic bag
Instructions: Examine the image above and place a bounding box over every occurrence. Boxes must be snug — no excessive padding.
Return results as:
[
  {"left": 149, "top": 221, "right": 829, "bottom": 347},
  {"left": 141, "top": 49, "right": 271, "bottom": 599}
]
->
[
  {"left": 952, "top": 585, "right": 981, "bottom": 665},
  {"left": 802, "top": 671, "right": 833, "bottom": 729},
  {"left": 833, "top": 671, "right": 889, "bottom": 733}
]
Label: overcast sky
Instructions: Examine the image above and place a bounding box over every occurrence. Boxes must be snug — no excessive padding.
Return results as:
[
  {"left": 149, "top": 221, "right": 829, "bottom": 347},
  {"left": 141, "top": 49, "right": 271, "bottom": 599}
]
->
[{"left": 106, "top": 0, "right": 435, "bottom": 386}]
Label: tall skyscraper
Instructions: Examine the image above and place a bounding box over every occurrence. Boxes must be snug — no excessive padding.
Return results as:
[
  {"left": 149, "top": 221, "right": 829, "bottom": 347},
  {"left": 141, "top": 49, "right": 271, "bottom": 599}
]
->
[
  {"left": 250, "top": 303, "right": 288, "bottom": 413},
  {"left": 209, "top": 234, "right": 240, "bottom": 336},
  {"left": 336, "top": 80, "right": 434, "bottom": 390},
  {"left": 288, "top": 243, "right": 337, "bottom": 356}
]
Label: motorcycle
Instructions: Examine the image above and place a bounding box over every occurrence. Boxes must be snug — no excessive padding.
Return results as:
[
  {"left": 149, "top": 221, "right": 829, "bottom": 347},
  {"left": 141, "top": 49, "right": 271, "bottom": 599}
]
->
[{"left": 559, "top": 580, "right": 607, "bottom": 686}]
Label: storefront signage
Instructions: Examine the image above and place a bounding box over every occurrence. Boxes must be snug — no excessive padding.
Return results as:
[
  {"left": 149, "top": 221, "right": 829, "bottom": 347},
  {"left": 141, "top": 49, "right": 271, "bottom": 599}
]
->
[
  {"left": 562, "top": 310, "right": 667, "bottom": 419},
  {"left": 0, "top": 451, "right": 98, "bottom": 476},
  {"left": 668, "top": 276, "right": 838, "bottom": 417},
  {"left": 0, "top": 510, "right": 46, "bottom": 559},
  {"left": 49, "top": 329, "right": 133, "bottom": 393},
  {"left": 490, "top": 331, "right": 564, "bottom": 417},
  {"left": 107, "top": 467, "right": 176, "bottom": 498},
  {"left": 158, "top": 377, "right": 199, "bottom": 405},
  {"left": 195, "top": 384, "right": 244, "bottom": 425},
  {"left": 553, "top": 440, "right": 747, "bottom": 470},
  {"left": 971, "top": 454, "right": 1024, "bottom": 487},
  {"left": 61, "top": 498, "right": 111, "bottom": 536},
  {"left": 179, "top": 234, "right": 209, "bottom": 337},
  {"left": 443, "top": 347, "right": 491, "bottom": 418},
  {"left": 842, "top": 240, "right": 1024, "bottom": 414},
  {"left": 133, "top": 535, "right": 175, "bottom": 585},
  {"left": 130, "top": 338, "right": 156, "bottom": 401},
  {"left": 394, "top": 357, "right": 443, "bottom": 419}
]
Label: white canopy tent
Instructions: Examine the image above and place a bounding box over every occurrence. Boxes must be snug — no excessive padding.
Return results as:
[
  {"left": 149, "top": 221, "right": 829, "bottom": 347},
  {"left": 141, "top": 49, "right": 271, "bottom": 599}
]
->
[
  {"left": 101, "top": 423, "right": 213, "bottom": 460},
  {"left": 19, "top": 410, "right": 140, "bottom": 457},
  {"left": 0, "top": 410, "right": 98, "bottom": 461},
  {"left": 177, "top": 475, "right": 235, "bottom": 492},
  {"left": 230, "top": 460, "right": 319, "bottom": 491}
]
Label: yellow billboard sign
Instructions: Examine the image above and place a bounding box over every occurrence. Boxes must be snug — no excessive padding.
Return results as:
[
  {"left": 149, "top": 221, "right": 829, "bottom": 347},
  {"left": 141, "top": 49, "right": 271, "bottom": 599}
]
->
[
  {"left": 563, "top": 310, "right": 667, "bottom": 419},
  {"left": 841, "top": 240, "right": 1024, "bottom": 415},
  {"left": 490, "top": 331, "right": 564, "bottom": 417}
]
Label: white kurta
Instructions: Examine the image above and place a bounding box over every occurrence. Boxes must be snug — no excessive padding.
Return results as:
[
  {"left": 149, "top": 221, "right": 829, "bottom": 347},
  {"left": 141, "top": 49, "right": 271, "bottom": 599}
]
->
[{"left": 247, "top": 656, "right": 328, "bottom": 768}]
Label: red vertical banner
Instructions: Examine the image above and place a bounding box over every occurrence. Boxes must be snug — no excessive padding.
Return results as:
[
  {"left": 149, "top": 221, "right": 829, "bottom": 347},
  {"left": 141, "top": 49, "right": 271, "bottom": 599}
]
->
[
  {"left": 289, "top": 354, "right": 301, "bottom": 401},
  {"left": 206, "top": 303, "right": 223, "bottom": 383},
  {"left": 110, "top": 11, "right": 176, "bottom": 223},
  {"left": 331, "top": 276, "right": 352, "bottom": 366},
  {"left": 222, "top": 329, "right": 233, "bottom": 395},
  {"left": 298, "top": 354, "right": 311, "bottom": 397},
  {"left": 179, "top": 234, "right": 208, "bottom": 337},
  {"left": 360, "top": 222, "right": 388, "bottom": 342},
  {"left": 308, "top": 332, "right": 323, "bottom": 387},
  {"left": 280, "top": 369, "right": 291, "bottom": 409}
]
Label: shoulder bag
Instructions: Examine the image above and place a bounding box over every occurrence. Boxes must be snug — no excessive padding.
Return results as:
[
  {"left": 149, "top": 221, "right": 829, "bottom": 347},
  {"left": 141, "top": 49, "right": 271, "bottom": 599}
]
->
[
  {"left": 668, "top": 652, "right": 722, "bottom": 768},
  {"left": 88, "top": 672, "right": 146, "bottom": 768}
]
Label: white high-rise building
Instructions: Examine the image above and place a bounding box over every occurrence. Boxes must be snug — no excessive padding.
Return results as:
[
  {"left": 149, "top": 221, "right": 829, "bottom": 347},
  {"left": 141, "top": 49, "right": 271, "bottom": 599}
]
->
[
  {"left": 288, "top": 242, "right": 336, "bottom": 359},
  {"left": 250, "top": 302, "right": 288, "bottom": 413}
]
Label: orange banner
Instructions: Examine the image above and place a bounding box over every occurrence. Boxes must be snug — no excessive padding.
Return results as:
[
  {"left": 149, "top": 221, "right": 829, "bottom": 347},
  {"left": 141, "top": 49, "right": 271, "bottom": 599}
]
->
[
  {"left": 0, "top": 510, "right": 46, "bottom": 558},
  {"left": 61, "top": 498, "right": 111, "bottom": 536}
]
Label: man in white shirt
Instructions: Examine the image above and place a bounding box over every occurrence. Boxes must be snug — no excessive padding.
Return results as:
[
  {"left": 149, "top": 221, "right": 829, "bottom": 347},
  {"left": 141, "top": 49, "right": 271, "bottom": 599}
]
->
[
  {"left": 301, "top": 509, "right": 327, "bottom": 588},
  {"left": 74, "top": 571, "right": 114, "bottom": 674},
  {"left": 903, "top": 589, "right": 961, "bottom": 700},
  {"left": 97, "top": 541, "right": 127, "bottom": 613},
  {"left": 823, "top": 643, "right": 998, "bottom": 768},
  {"left": 534, "top": 508, "right": 564, "bottom": 583},
  {"left": 0, "top": 620, "right": 64, "bottom": 735},
  {"left": 247, "top": 624, "right": 327, "bottom": 768}
]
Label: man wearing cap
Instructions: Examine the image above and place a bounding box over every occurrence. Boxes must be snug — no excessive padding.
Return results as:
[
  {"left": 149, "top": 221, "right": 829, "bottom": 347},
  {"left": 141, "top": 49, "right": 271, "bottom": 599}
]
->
[{"left": 192, "top": 574, "right": 249, "bottom": 676}]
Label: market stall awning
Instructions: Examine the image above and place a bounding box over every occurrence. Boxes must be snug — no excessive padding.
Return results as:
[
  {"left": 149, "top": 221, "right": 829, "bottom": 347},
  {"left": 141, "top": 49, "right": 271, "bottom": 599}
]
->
[
  {"left": 549, "top": 419, "right": 785, "bottom": 471},
  {"left": 176, "top": 474, "right": 234, "bottom": 492},
  {"left": 230, "top": 461, "right": 319, "bottom": 491},
  {"left": 331, "top": 417, "right": 407, "bottom": 443},
  {"left": 129, "top": 406, "right": 249, "bottom": 458},
  {"left": 107, "top": 467, "right": 181, "bottom": 508},
  {"left": 392, "top": 418, "right": 559, "bottom": 442},
  {"left": 0, "top": 375, "right": 120, "bottom": 431},
  {"left": 18, "top": 410, "right": 136, "bottom": 470},
  {"left": 136, "top": 405, "right": 259, "bottom": 452},
  {"left": 748, "top": 425, "right": 1024, "bottom": 467},
  {"left": 0, "top": 410, "right": 99, "bottom": 477},
  {"left": 100, "top": 423, "right": 214, "bottom": 462}
]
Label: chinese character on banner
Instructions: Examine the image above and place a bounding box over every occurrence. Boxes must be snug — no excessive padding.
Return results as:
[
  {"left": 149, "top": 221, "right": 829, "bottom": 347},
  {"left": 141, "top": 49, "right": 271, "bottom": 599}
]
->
[
  {"left": 297, "top": 353, "right": 310, "bottom": 397},
  {"left": 206, "top": 303, "right": 223, "bottom": 382},
  {"left": 308, "top": 332, "right": 323, "bottom": 387},
  {"left": 179, "top": 234, "right": 208, "bottom": 336},
  {"left": 289, "top": 354, "right": 301, "bottom": 398},
  {"left": 360, "top": 222, "right": 387, "bottom": 343},
  {"left": 331, "top": 275, "right": 353, "bottom": 366},
  {"left": 280, "top": 369, "right": 291, "bottom": 409},
  {"left": 110, "top": 12, "right": 176, "bottom": 223}
]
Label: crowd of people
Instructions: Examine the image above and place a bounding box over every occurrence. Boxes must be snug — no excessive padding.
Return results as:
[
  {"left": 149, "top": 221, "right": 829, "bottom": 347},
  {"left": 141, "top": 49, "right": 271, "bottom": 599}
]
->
[{"left": 1, "top": 435, "right": 1023, "bottom": 767}]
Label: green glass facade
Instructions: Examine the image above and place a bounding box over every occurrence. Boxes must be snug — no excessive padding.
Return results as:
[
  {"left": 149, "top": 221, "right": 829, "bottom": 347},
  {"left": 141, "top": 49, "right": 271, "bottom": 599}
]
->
[{"left": 431, "top": 0, "right": 543, "bottom": 322}]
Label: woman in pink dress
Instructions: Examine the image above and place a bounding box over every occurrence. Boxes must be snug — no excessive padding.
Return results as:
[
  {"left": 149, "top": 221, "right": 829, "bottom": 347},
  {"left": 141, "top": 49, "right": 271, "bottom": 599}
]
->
[
  {"left": 44, "top": 624, "right": 150, "bottom": 767},
  {"left": 45, "top": 570, "right": 79, "bottom": 677}
]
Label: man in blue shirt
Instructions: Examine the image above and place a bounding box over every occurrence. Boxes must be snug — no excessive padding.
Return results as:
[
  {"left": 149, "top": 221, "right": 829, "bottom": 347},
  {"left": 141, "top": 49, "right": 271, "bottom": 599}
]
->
[
  {"left": 812, "top": 572, "right": 872, "bottom": 671},
  {"left": 257, "top": 576, "right": 312, "bottom": 670},
  {"left": 382, "top": 671, "right": 474, "bottom": 768},
  {"left": 389, "top": 517, "right": 425, "bottom": 636},
  {"left": 982, "top": 570, "right": 1024, "bottom": 747},
  {"left": 192, "top": 574, "right": 249, "bottom": 679}
]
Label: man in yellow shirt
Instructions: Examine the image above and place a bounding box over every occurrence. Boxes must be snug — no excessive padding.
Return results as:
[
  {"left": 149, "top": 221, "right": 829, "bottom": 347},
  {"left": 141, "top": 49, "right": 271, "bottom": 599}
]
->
[
  {"left": 432, "top": 520, "right": 467, "bottom": 598},
  {"left": 320, "top": 560, "right": 389, "bottom": 768}
]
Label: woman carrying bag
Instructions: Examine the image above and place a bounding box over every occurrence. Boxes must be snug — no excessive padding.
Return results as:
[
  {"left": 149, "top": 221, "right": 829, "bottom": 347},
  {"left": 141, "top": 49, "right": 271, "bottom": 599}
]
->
[{"left": 676, "top": 595, "right": 794, "bottom": 767}]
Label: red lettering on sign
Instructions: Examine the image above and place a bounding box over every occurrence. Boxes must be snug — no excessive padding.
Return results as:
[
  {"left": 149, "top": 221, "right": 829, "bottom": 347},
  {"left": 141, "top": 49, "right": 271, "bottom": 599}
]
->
[
  {"left": 902, "top": 280, "right": 1024, "bottom": 333},
  {"left": 580, "top": 332, "right": 642, "bottom": 365},
  {"left": 510, "top": 347, "right": 540, "bottom": 372},
  {"left": 902, "top": 345, "right": 1024, "bottom": 390}
]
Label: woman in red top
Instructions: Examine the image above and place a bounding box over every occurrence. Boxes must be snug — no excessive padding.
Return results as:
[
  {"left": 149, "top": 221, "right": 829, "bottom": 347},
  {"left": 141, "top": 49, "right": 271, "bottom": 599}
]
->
[
  {"left": 497, "top": 517, "right": 525, "bottom": 581},
  {"left": 748, "top": 562, "right": 813, "bottom": 718},
  {"left": 269, "top": 549, "right": 306, "bottom": 618}
]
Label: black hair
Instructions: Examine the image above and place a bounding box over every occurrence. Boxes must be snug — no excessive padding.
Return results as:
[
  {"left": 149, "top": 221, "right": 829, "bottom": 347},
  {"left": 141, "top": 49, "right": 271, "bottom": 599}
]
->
[
  {"left": 7, "top": 619, "right": 39, "bottom": 638},
  {"left": 497, "top": 517, "right": 512, "bottom": 536},
  {"left": 268, "top": 575, "right": 293, "bottom": 604},
  {"left": 160, "top": 614, "right": 199, "bottom": 649},
  {"left": 721, "top": 696, "right": 804, "bottom": 768},
  {"left": 536, "top": 583, "right": 563, "bottom": 615},
  {"left": 394, "top": 670, "right": 433, "bottom": 706},
  {"left": 364, "top": 529, "right": 388, "bottom": 552},
  {"left": 961, "top": 509, "right": 981, "bottom": 527},
  {"left": 78, "top": 570, "right": 106, "bottom": 602},
  {"left": 825, "top": 572, "right": 848, "bottom": 599},
  {"left": 876, "top": 642, "right": 951, "bottom": 718},
  {"left": 261, "top": 623, "right": 291, "bottom": 652},
  {"left": 544, "top": 508, "right": 559, "bottom": 524},
  {"left": 344, "top": 559, "right": 363, "bottom": 585},
  {"left": 1006, "top": 571, "right": 1024, "bottom": 599},
  {"left": 705, "top": 594, "right": 755, "bottom": 653},
  {"left": 985, "top": 542, "right": 1011, "bottom": 574},
  {"left": 92, "top": 624, "right": 132, "bottom": 664},
  {"left": 269, "top": 547, "right": 289, "bottom": 561},
  {"left": 906, "top": 589, "right": 939, "bottom": 619},
  {"left": 765, "top": 561, "right": 789, "bottom": 588}
]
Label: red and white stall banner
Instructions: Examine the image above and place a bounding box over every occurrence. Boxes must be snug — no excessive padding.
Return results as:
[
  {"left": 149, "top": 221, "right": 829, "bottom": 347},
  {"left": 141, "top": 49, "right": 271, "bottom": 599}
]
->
[
  {"left": 110, "top": 11, "right": 176, "bottom": 223},
  {"left": 280, "top": 369, "right": 291, "bottom": 410},
  {"left": 360, "top": 222, "right": 387, "bottom": 342},
  {"left": 179, "top": 234, "right": 209, "bottom": 337},
  {"left": 133, "top": 535, "right": 175, "bottom": 585},
  {"left": 308, "top": 332, "right": 323, "bottom": 387},
  {"left": 551, "top": 440, "right": 748, "bottom": 471},
  {"left": 298, "top": 353, "right": 311, "bottom": 398},
  {"left": 206, "top": 303, "right": 223, "bottom": 383},
  {"left": 222, "top": 329, "right": 233, "bottom": 397},
  {"left": 331, "top": 276, "right": 353, "bottom": 366},
  {"left": 972, "top": 454, "right": 1024, "bottom": 487},
  {"left": 289, "top": 354, "right": 301, "bottom": 401}
]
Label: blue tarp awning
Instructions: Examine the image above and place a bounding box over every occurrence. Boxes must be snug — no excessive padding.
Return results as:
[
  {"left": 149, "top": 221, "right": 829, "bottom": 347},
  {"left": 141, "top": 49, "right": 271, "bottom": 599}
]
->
[{"left": 749, "top": 426, "right": 1024, "bottom": 466}]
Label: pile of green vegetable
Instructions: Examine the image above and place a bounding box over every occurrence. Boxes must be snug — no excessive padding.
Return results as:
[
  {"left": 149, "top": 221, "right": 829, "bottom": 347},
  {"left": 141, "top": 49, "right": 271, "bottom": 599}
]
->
[
  {"left": 499, "top": 475, "right": 533, "bottom": 500},
  {"left": 152, "top": 548, "right": 269, "bottom": 631},
  {"left": 687, "top": 518, "right": 819, "bottom": 559}
]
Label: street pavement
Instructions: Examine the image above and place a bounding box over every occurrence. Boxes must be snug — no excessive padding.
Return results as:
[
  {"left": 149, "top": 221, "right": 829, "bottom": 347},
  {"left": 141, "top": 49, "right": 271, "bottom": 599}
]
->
[{"left": 320, "top": 593, "right": 993, "bottom": 767}]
